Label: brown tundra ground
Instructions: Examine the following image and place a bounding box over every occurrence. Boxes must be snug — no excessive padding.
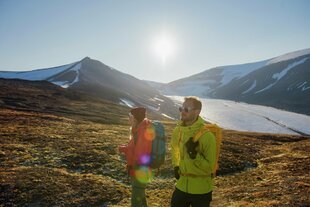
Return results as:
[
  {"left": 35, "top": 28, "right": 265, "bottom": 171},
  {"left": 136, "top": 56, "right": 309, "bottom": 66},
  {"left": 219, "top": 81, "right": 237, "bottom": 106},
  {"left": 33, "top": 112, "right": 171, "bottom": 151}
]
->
[{"left": 1, "top": 107, "right": 309, "bottom": 207}]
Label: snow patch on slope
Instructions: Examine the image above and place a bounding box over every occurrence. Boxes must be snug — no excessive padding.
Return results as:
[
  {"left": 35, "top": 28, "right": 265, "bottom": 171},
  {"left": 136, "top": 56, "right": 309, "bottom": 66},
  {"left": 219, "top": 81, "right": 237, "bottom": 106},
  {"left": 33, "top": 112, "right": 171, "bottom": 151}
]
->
[
  {"left": 119, "top": 98, "right": 135, "bottom": 108},
  {"left": 255, "top": 57, "right": 309, "bottom": 94},
  {"left": 297, "top": 82, "right": 310, "bottom": 91},
  {"left": 0, "top": 63, "right": 76, "bottom": 81},
  {"left": 242, "top": 80, "right": 257, "bottom": 94},
  {"left": 219, "top": 60, "right": 268, "bottom": 86},
  {"left": 272, "top": 57, "right": 309, "bottom": 80},
  {"left": 267, "top": 48, "right": 310, "bottom": 65},
  {"left": 52, "top": 63, "right": 81, "bottom": 88}
]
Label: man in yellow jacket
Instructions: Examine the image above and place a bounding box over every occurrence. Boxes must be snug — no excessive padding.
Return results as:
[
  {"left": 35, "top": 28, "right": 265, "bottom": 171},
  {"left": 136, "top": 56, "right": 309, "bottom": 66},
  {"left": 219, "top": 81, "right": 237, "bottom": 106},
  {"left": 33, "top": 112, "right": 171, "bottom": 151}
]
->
[{"left": 170, "top": 97, "right": 216, "bottom": 207}]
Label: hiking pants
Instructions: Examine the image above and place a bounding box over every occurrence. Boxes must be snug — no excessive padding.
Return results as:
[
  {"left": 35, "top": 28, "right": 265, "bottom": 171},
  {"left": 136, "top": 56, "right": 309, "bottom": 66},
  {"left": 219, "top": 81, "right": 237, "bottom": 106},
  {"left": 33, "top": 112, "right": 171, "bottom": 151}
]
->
[
  {"left": 171, "top": 188, "right": 212, "bottom": 207},
  {"left": 131, "top": 177, "right": 148, "bottom": 207}
]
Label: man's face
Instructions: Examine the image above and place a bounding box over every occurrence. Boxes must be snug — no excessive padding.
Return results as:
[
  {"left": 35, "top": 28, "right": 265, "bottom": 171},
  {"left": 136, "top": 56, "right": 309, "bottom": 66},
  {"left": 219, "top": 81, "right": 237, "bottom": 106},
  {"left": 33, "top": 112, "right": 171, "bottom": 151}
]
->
[{"left": 179, "top": 100, "right": 199, "bottom": 124}]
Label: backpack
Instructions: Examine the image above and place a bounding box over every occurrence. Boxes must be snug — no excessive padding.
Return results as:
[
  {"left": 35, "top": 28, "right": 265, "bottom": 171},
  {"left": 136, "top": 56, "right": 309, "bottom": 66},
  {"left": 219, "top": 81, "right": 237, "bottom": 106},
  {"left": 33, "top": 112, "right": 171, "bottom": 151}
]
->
[
  {"left": 149, "top": 121, "right": 166, "bottom": 168},
  {"left": 193, "top": 123, "right": 222, "bottom": 176}
]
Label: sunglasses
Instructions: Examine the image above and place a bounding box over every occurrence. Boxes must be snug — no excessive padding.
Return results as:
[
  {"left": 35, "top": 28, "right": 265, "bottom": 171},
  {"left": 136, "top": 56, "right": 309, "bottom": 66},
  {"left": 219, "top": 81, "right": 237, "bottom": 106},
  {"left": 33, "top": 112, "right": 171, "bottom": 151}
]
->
[{"left": 178, "top": 106, "right": 196, "bottom": 113}]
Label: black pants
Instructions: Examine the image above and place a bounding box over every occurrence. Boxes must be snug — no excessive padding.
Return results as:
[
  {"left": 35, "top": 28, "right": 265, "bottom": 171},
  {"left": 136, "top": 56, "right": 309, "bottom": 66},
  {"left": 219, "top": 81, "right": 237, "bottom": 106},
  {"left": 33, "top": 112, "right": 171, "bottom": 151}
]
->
[{"left": 171, "top": 188, "right": 212, "bottom": 207}]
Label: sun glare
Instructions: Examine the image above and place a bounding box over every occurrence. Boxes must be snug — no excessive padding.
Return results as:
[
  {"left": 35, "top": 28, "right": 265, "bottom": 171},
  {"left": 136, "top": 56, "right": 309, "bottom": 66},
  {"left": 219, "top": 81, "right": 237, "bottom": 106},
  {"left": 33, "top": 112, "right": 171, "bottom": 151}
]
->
[{"left": 152, "top": 32, "right": 176, "bottom": 64}]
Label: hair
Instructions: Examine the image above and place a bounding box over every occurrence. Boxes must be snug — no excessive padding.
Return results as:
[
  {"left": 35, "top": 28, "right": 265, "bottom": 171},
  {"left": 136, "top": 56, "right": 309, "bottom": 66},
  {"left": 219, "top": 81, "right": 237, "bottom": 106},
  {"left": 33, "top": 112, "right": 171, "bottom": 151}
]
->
[
  {"left": 184, "top": 96, "right": 202, "bottom": 110},
  {"left": 130, "top": 107, "right": 146, "bottom": 124}
]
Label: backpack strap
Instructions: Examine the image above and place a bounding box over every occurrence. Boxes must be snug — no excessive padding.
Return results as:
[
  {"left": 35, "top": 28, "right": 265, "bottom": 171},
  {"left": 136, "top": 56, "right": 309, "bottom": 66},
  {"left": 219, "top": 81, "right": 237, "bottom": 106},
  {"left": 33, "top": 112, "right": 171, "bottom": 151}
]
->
[
  {"left": 193, "top": 125, "right": 210, "bottom": 142},
  {"left": 192, "top": 124, "right": 223, "bottom": 177}
]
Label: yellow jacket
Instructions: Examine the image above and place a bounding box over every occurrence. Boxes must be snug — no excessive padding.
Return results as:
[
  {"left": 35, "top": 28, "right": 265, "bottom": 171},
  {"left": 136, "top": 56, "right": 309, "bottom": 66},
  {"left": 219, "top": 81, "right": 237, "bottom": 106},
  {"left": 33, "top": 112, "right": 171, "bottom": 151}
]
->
[{"left": 171, "top": 116, "right": 216, "bottom": 194}]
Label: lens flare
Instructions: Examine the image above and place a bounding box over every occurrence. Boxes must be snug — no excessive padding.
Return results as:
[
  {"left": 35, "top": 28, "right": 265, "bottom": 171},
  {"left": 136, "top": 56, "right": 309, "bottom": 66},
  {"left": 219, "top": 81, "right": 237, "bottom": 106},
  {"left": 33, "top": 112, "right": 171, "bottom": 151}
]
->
[
  {"left": 134, "top": 166, "right": 153, "bottom": 184},
  {"left": 144, "top": 127, "right": 155, "bottom": 141},
  {"left": 140, "top": 154, "right": 151, "bottom": 165}
]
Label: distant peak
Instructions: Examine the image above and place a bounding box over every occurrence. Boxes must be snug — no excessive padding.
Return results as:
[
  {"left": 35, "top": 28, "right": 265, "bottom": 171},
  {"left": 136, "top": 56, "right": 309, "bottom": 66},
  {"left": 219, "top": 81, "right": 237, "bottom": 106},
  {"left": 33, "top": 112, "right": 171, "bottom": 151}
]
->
[
  {"left": 81, "top": 57, "right": 91, "bottom": 61},
  {"left": 79, "top": 57, "right": 109, "bottom": 69},
  {"left": 268, "top": 48, "right": 310, "bottom": 65}
]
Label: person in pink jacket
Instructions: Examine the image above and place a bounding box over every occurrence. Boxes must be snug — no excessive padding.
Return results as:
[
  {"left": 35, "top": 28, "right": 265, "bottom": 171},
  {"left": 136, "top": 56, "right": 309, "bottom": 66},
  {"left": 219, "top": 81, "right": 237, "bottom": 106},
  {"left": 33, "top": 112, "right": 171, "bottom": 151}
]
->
[{"left": 119, "top": 107, "right": 154, "bottom": 207}]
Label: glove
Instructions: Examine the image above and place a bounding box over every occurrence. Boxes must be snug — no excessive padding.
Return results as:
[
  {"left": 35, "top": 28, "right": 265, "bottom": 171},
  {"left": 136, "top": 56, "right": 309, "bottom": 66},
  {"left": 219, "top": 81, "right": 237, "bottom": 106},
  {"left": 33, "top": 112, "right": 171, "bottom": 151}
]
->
[
  {"left": 185, "top": 137, "right": 199, "bottom": 159},
  {"left": 174, "top": 166, "right": 180, "bottom": 180}
]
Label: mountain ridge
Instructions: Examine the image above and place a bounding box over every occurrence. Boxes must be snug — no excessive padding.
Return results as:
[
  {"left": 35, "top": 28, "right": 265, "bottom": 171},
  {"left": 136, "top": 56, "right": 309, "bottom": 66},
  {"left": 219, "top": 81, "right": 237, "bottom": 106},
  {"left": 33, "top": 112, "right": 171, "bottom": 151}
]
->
[
  {"left": 1, "top": 48, "right": 309, "bottom": 116},
  {"left": 0, "top": 58, "right": 179, "bottom": 119},
  {"left": 157, "top": 48, "right": 310, "bottom": 115}
]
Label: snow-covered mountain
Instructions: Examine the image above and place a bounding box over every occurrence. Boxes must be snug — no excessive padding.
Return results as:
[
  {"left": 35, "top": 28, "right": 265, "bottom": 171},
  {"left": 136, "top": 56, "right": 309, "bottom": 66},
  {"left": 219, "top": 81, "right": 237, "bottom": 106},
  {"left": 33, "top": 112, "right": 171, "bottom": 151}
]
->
[
  {"left": 160, "top": 48, "right": 310, "bottom": 115},
  {"left": 170, "top": 96, "right": 310, "bottom": 136},
  {"left": 0, "top": 62, "right": 79, "bottom": 86},
  {"left": 0, "top": 57, "right": 178, "bottom": 118}
]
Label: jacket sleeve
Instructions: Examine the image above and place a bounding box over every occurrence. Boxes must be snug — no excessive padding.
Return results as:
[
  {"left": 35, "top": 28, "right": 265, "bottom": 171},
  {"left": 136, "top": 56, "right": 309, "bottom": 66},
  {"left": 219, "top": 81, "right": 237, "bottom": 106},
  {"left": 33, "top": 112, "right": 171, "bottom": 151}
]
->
[
  {"left": 170, "top": 127, "right": 180, "bottom": 167},
  {"left": 194, "top": 131, "right": 216, "bottom": 175},
  {"left": 125, "top": 138, "right": 135, "bottom": 167}
]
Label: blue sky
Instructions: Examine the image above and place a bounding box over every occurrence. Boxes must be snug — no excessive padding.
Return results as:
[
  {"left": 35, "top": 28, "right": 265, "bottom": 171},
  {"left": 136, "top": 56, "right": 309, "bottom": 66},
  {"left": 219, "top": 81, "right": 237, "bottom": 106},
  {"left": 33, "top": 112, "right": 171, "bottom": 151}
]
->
[{"left": 0, "top": 0, "right": 309, "bottom": 83}]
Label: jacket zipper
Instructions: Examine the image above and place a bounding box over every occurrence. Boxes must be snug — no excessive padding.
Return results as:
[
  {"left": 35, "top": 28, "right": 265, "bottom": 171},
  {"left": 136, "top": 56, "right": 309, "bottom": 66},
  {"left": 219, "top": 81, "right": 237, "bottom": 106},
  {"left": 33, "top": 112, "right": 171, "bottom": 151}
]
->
[
  {"left": 182, "top": 131, "right": 189, "bottom": 193},
  {"left": 179, "top": 128, "right": 189, "bottom": 193}
]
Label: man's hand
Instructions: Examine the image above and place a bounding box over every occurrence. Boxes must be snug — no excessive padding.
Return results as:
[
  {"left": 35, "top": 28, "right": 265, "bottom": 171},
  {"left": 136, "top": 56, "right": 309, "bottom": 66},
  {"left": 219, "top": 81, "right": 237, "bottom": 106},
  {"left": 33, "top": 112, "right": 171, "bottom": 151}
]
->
[
  {"left": 185, "top": 137, "right": 199, "bottom": 159},
  {"left": 174, "top": 166, "right": 180, "bottom": 180}
]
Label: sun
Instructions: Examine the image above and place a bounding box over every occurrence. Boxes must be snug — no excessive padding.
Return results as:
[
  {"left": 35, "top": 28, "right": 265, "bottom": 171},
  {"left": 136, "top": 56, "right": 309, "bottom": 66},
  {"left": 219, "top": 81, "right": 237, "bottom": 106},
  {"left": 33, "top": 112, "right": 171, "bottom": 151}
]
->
[{"left": 152, "top": 32, "right": 176, "bottom": 64}]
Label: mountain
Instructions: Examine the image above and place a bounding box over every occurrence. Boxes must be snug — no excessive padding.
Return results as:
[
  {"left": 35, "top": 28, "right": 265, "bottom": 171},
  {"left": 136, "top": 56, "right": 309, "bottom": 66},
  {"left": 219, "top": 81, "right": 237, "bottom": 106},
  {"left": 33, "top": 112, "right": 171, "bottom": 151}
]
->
[
  {"left": 0, "top": 77, "right": 172, "bottom": 125},
  {"left": 144, "top": 80, "right": 165, "bottom": 90},
  {"left": 0, "top": 57, "right": 179, "bottom": 118},
  {"left": 212, "top": 53, "right": 310, "bottom": 115},
  {"left": 160, "top": 48, "right": 310, "bottom": 115}
]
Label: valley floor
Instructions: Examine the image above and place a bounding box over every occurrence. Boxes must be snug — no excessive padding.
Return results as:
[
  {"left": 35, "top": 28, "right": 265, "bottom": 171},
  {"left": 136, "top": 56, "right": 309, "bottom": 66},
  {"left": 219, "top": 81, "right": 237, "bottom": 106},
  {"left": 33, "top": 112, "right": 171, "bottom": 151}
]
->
[{"left": 0, "top": 108, "right": 309, "bottom": 207}]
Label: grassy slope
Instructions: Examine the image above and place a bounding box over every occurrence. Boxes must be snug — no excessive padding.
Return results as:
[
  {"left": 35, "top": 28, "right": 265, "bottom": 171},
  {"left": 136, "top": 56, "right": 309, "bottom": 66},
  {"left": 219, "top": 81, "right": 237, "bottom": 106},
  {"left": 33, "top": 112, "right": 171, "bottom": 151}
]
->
[
  {"left": 1, "top": 108, "right": 309, "bottom": 207},
  {"left": 0, "top": 79, "right": 309, "bottom": 206}
]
